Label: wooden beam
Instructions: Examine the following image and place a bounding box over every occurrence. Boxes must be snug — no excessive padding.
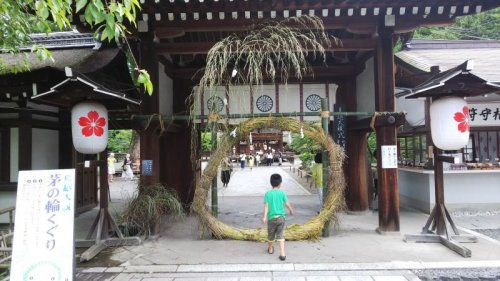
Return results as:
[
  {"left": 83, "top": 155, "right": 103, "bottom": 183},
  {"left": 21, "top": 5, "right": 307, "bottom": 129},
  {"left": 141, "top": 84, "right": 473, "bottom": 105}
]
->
[
  {"left": 158, "top": 38, "right": 376, "bottom": 54},
  {"left": 171, "top": 64, "right": 364, "bottom": 80},
  {"left": 153, "top": 15, "right": 455, "bottom": 35},
  {"left": 348, "top": 114, "right": 405, "bottom": 131},
  {"left": 145, "top": 0, "right": 497, "bottom": 15}
]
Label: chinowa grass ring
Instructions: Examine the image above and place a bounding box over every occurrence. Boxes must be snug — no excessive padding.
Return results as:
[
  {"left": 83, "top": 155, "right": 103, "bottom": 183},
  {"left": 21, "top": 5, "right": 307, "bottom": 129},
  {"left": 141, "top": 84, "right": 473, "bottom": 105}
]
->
[{"left": 192, "top": 117, "right": 346, "bottom": 241}]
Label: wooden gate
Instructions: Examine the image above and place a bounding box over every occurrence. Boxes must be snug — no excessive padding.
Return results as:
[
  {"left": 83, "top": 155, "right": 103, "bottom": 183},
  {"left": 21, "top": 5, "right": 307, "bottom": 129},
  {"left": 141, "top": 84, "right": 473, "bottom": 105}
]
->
[{"left": 75, "top": 160, "right": 104, "bottom": 214}]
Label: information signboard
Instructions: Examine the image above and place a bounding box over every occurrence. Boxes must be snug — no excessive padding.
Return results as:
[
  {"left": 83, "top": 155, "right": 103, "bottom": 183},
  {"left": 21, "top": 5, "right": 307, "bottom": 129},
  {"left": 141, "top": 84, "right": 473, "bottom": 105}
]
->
[
  {"left": 10, "top": 169, "right": 75, "bottom": 281},
  {"left": 381, "top": 145, "right": 398, "bottom": 169}
]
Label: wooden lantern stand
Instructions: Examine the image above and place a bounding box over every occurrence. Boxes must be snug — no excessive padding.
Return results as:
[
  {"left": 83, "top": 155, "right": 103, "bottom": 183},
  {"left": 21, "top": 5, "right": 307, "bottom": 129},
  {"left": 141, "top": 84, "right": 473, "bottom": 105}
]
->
[
  {"left": 405, "top": 148, "right": 477, "bottom": 257},
  {"left": 75, "top": 160, "right": 141, "bottom": 262}
]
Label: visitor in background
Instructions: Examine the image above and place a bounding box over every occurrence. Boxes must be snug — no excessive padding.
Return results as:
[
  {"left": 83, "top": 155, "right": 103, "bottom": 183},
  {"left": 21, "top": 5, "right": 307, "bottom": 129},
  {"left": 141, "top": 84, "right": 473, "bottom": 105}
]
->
[
  {"left": 122, "top": 154, "right": 134, "bottom": 180},
  {"left": 240, "top": 153, "right": 246, "bottom": 170},
  {"left": 248, "top": 154, "right": 255, "bottom": 171},
  {"left": 256, "top": 154, "right": 261, "bottom": 166},
  {"left": 107, "top": 153, "right": 116, "bottom": 183},
  {"left": 221, "top": 156, "right": 232, "bottom": 187},
  {"left": 311, "top": 152, "right": 323, "bottom": 212},
  {"left": 266, "top": 151, "right": 273, "bottom": 166}
]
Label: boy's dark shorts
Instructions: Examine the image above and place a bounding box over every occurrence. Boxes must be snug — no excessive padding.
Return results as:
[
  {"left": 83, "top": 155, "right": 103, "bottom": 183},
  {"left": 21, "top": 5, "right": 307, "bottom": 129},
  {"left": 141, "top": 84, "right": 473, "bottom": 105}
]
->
[{"left": 267, "top": 216, "right": 285, "bottom": 241}]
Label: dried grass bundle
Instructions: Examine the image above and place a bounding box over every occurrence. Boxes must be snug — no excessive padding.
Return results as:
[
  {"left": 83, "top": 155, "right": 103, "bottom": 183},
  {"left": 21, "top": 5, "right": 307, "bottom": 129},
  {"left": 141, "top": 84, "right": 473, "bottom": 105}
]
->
[{"left": 120, "top": 183, "right": 185, "bottom": 237}]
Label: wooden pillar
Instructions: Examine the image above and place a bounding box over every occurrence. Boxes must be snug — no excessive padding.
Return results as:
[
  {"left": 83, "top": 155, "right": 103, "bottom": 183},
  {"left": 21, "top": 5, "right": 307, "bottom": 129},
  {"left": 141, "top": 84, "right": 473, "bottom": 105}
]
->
[
  {"left": 210, "top": 121, "right": 218, "bottom": 217},
  {"left": 138, "top": 32, "right": 160, "bottom": 186},
  {"left": 346, "top": 130, "right": 370, "bottom": 211},
  {"left": 374, "top": 24, "right": 400, "bottom": 232},
  {"left": 337, "top": 77, "right": 369, "bottom": 213},
  {"left": 18, "top": 109, "right": 32, "bottom": 171},
  {"left": 59, "top": 110, "right": 73, "bottom": 169},
  {"left": 321, "top": 98, "right": 330, "bottom": 237}
]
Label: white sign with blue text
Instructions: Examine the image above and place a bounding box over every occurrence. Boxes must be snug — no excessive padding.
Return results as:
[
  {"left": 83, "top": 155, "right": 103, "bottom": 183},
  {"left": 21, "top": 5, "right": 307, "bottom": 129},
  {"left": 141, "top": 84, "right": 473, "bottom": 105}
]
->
[{"left": 10, "top": 169, "right": 75, "bottom": 281}]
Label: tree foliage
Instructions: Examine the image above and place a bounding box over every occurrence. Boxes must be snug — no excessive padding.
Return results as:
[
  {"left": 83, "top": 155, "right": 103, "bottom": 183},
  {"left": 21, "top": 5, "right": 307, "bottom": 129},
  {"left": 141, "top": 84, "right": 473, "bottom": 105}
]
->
[
  {"left": 290, "top": 131, "right": 322, "bottom": 169},
  {"left": 107, "top": 129, "right": 132, "bottom": 153},
  {"left": 414, "top": 8, "right": 500, "bottom": 40},
  {"left": 201, "top": 132, "right": 212, "bottom": 152},
  {"left": 0, "top": 0, "right": 153, "bottom": 95}
]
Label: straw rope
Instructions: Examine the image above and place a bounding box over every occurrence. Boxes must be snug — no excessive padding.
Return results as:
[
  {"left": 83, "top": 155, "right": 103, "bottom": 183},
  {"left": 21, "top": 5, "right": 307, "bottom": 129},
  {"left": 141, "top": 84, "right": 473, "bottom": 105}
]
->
[{"left": 192, "top": 117, "right": 346, "bottom": 241}]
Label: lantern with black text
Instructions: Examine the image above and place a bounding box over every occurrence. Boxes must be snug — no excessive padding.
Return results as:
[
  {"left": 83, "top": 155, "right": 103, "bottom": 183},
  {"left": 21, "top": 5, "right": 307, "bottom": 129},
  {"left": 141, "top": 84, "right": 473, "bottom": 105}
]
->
[
  {"left": 430, "top": 97, "right": 469, "bottom": 150},
  {"left": 71, "top": 101, "right": 108, "bottom": 154}
]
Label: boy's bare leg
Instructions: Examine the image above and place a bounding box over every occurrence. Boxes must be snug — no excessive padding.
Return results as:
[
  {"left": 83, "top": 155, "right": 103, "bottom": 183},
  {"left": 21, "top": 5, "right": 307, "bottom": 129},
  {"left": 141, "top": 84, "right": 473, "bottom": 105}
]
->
[
  {"left": 278, "top": 239, "right": 285, "bottom": 256},
  {"left": 267, "top": 241, "right": 273, "bottom": 253}
]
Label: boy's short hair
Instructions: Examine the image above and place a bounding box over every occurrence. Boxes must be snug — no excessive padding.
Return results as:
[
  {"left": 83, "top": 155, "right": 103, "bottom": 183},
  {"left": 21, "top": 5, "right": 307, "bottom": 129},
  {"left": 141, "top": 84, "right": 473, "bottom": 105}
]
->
[{"left": 270, "top": 173, "right": 282, "bottom": 187}]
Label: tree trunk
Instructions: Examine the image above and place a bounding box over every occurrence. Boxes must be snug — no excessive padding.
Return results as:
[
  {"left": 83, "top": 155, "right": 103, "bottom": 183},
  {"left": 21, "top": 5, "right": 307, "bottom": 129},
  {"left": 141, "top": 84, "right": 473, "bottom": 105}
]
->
[{"left": 129, "top": 130, "right": 140, "bottom": 161}]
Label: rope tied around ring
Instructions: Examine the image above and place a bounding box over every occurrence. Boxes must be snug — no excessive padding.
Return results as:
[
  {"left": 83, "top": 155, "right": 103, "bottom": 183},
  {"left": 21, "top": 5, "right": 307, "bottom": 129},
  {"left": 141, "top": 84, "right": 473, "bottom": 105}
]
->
[
  {"left": 320, "top": 111, "right": 330, "bottom": 118},
  {"left": 208, "top": 112, "right": 219, "bottom": 122},
  {"left": 370, "top": 112, "right": 381, "bottom": 131}
]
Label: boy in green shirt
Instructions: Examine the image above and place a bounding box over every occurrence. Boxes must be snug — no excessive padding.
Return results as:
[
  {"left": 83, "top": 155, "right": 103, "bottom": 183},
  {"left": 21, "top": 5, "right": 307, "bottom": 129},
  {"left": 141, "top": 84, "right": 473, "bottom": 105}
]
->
[{"left": 261, "top": 173, "right": 294, "bottom": 261}]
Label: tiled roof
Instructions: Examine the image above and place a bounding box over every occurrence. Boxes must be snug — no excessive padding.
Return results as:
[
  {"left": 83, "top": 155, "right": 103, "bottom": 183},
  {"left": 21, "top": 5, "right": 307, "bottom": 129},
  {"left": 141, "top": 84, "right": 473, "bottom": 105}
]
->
[{"left": 396, "top": 39, "right": 500, "bottom": 82}]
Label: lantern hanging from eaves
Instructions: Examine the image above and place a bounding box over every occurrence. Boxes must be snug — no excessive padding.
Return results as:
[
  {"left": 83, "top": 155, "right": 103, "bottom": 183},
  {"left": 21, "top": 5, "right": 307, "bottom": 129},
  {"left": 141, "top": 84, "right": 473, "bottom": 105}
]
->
[
  {"left": 71, "top": 101, "right": 108, "bottom": 154},
  {"left": 430, "top": 97, "right": 470, "bottom": 150}
]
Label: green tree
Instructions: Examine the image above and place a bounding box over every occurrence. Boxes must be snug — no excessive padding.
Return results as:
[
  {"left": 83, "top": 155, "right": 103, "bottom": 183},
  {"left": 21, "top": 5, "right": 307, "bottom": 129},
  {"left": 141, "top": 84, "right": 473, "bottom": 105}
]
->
[
  {"left": 414, "top": 8, "right": 500, "bottom": 40},
  {"left": 201, "top": 132, "right": 212, "bottom": 152},
  {"left": 290, "top": 133, "right": 322, "bottom": 169},
  {"left": 0, "top": 0, "right": 152, "bottom": 94},
  {"left": 107, "top": 129, "right": 132, "bottom": 153}
]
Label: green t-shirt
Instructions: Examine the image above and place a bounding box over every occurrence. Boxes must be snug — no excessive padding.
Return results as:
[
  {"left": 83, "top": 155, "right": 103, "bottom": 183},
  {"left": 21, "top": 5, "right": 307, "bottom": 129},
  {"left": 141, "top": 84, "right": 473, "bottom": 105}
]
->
[{"left": 264, "top": 188, "right": 288, "bottom": 220}]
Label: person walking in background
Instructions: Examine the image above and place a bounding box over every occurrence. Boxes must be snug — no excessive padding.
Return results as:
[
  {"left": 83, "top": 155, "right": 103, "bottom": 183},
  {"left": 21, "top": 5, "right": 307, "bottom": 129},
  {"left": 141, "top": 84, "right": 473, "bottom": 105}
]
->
[
  {"left": 221, "top": 156, "right": 232, "bottom": 187},
  {"left": 239, "top": 153, "right": 246, "bottom": 170},
  {"left": 107, "top": 153, "right": 116, "bottom": 183},
  {"left": 122, "top": 153, "right": 134, "bottom": 180},
  {"left": 256, "top": 153, "right": 261, "bottom": 166},
  {"left": 248, "top": 155, "right": 255, "bottom": 171},
  {"left": 311, "top": 152, "right": 323, "bottom": 212},
  {"left": 262, "top": 173, "right": 294, "bottom": 261},
  {"left": 266, "top": 151, "right": 273, "bottom": 166}
]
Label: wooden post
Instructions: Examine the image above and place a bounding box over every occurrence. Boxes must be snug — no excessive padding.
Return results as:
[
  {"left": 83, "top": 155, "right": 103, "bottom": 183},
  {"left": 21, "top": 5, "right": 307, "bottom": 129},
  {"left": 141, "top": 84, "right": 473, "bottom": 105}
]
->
[
  {"left": 346, "top": 130, "right": 370, "bottom": 212},
  {"left": 18, "top": 109, "right": 32, "bottom": 171},
  {"left": 138, "top": 32, "right": 161, "bottom": 186},
  {"left": 405, "top": 149, "right": 476, "bottom": 257},
  {"left": 210, "top": 121, "right": 218, "bottom": 217},
  {"left": 374, "top": 24, "right": 400, "bottom": 233},
  {"left": 321, "top": 98, "right": 330, "bottom": 237}
]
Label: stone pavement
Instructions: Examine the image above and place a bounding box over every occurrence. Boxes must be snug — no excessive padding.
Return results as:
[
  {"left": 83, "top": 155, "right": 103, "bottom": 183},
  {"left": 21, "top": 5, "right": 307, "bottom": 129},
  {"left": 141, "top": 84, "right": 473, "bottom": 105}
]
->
[{"left": 74, "top": 163, "right": 500, "bottom": 281}]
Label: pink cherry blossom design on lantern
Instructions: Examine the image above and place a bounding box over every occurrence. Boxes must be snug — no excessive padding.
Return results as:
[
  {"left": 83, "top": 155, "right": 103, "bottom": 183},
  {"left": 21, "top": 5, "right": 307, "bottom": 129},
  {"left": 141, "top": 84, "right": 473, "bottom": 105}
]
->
[
  {"left": 453, "top": 106, "right": 470, "bottom": 133},
  {"left": 78, "top": 111, "right": 106, "bottom": 137}
]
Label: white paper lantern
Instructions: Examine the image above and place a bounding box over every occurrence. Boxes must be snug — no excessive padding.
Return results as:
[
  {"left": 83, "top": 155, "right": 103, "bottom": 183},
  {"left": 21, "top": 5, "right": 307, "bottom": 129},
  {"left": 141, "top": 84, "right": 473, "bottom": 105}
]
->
[
  {"left": 430, "top": 97, "right": 470, "bottom": 150},
  {"left": 71, "top": 101, "right": 108, "bottom": 154}
]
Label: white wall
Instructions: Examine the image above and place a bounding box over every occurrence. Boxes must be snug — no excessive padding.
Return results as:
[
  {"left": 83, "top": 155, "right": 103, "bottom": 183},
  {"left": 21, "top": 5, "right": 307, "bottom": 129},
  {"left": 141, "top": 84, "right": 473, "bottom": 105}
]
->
[
  {"left": 0, "top": 192, "right": 16, "bottom": 223},
  {"left": 10, "top": 128, "right": 18, "bottom": 182},
  {"left": 32, "top": 128, "right": 59, "bottom": 170},
  {"left": 399, "top": 169, "right": 500, "bottom": 213},
  {"left": 356, "top": 57, "right": 375, "bottom": 116},
  {"left": 159, "top": 62, "right": 173, "bottom": 115},
  {"left": 194, "top": 83, "right": 337, "bottom": 123}
]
